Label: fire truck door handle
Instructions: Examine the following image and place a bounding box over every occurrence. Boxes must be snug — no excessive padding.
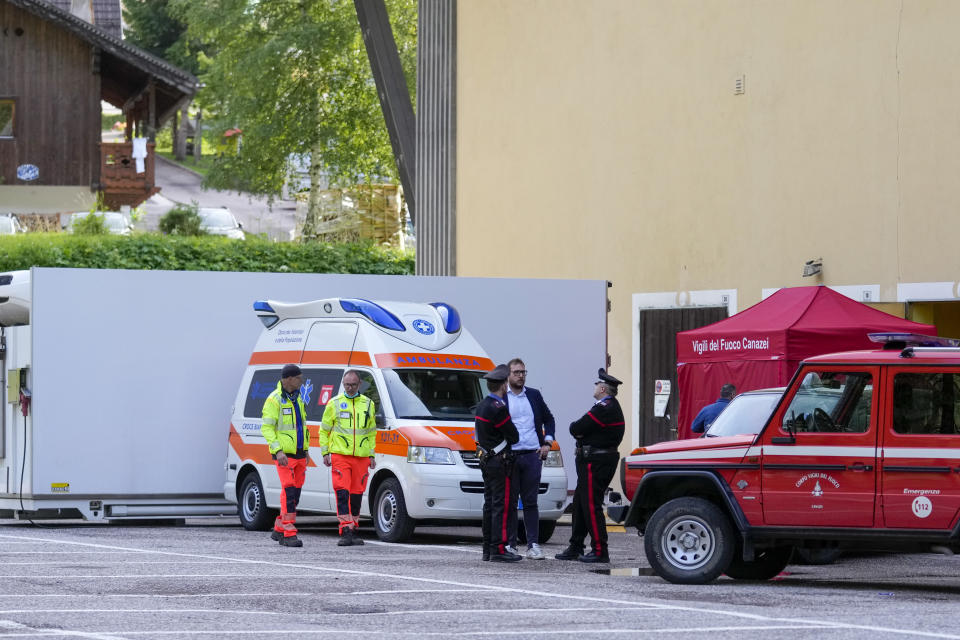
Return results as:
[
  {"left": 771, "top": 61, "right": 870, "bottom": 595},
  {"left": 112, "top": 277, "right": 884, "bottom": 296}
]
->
[{"left": 847, "top": 462, "right": 872, "bottom": 472}]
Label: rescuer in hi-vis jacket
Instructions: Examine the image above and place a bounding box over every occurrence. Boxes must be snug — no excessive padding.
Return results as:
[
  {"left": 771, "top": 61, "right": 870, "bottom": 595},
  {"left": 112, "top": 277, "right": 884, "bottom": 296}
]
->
[
  {"left": 320, "top": 369, "right": 377, "bottom": 546},
  {"left": 261, "top": 364, "right": 311, "bottom": 548}
]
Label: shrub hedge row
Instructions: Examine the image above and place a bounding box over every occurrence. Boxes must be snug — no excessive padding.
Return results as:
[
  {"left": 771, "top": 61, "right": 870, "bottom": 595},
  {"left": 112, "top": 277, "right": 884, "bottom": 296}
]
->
[{"left": 0, "top": 233, "right": 415, "bottom": 275}]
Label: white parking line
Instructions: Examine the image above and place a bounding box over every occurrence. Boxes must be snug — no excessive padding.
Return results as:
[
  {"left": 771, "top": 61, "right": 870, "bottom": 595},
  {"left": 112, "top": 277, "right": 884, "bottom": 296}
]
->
[
  {"left": 0, "top": 609, "right": 276, "bottom": 615},
  {"left": 0, "top": 551, "right": 148, "bottom": 555},
  {"left": 0, "top": 593, "right": 317, "bottom": 599},
  {"left": 0, "top": 574, "right": 362, "bottom": 579},
  {"left": 0, "top": 625, "right": 839, "bottom": 637},
  {"left": 0, "top": 561, "right": 237, "bottom": 565},
  {"left": 0, "top": 533, "right": 956, "bottom": 640}
]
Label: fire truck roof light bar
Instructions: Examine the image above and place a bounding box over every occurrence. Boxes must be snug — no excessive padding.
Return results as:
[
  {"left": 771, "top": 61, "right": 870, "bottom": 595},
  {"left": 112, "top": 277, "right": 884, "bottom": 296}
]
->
[{"left": 868, "top": 332, "right": 960, "bottom": 348}]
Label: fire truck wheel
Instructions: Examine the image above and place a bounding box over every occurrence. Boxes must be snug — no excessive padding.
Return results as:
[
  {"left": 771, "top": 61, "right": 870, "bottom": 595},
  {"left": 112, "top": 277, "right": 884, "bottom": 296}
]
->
[
  {"left": 239, "top": 473, "right": 277, "bottom": 531},
  {"left": 644, "top": 497, "right": 735, "bottom": 584},
  {"left": 373, "top": 478, "right": 417, "bottom": 542},
  {"left": 516, "top": 518, "right": 557, "bottom": 544},
  {"left": 724, "top": 545, "right": 793, "bottom": 580}
]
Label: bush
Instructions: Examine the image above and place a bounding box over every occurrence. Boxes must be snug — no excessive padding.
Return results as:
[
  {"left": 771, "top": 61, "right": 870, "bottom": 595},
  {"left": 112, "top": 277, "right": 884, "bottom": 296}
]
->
[
  {"left": 0, "top": 233, "right": 414, "bottom": 275},
  {"left": 71, "top": 213, "right": 109, "bottom": 235},
  {"left": 159, "top": 204, "right": 204, "bottom": 236}
]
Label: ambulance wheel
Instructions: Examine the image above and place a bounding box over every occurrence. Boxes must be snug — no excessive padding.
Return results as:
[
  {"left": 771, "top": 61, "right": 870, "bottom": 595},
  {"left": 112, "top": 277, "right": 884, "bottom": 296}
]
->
[
  {"left": 373, "top": 478, "right": 416, "bottom": 542},
  {"left": 724, "top": 546, "right": 793, "bottom": 580},
  {"left": 644, "top": 497, "right": 735, "bottom": 585},
  {"left": 239, "top": 473, "right": 277, "bottom": 531},
  {"left": 516, "top": 518, "right": 557, "bottom": 544}
]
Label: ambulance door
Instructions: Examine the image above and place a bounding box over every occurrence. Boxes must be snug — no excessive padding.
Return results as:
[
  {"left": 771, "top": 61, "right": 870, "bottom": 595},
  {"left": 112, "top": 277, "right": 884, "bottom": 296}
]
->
[
  {"left": 296, "top": 367, "right": 344, "bottom": 512},
  {"left": 761, "top": 367, "right": 879, "bottom": 527},
  {"left": 298, "top": 321, "right": 359, "bottom": 512},
  {"left": 880, "top": 367, "right": 960, "bottom": 529}
]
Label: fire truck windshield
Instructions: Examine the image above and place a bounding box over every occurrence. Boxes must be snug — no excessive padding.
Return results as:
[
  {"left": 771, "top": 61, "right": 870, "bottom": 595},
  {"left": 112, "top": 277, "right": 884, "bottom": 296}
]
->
[{"left": 381, "top": 369, "right": 485, "bottom": 421}]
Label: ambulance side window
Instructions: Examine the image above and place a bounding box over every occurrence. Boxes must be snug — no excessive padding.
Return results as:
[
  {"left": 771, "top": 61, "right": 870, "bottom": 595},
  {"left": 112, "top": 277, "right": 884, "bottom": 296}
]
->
[
  {"left": 354, "top": 371, "right": 384, "bottom": 421},
  {"left": 243, "top": 369, "right": 281, "bottom": 418},
  {"left": 300, "top": 368, "right": 345, "bottom": 421}
]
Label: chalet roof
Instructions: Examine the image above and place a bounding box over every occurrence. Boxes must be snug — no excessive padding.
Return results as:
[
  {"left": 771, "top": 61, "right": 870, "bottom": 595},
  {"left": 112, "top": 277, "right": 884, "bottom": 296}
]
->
[
  {"left": 6, "top": 0, "right": 197, "bottom": 122},
  {"left": 45, "top": 0, "right": 121, "bottom": 39}
]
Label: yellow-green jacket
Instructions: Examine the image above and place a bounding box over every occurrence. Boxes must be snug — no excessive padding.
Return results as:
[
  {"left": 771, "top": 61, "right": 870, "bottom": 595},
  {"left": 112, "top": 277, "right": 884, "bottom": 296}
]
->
[
  {"left": 320, "top": 393, "right": 376, "bottom": 457},
  {"left": 261, "top": 382, "right": 309, "bottom": 456}
]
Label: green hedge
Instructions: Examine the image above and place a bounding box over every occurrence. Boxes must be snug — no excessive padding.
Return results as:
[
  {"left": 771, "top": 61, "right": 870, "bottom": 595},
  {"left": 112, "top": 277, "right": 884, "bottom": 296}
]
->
[{"left": 0, "top": 233, "right": 415, "bottom": 275}]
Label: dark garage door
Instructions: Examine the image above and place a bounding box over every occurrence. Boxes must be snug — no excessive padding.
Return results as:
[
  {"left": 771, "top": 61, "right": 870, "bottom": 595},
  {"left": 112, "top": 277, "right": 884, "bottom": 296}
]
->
[{"left": 638, "top": 306, "right": 727, "bottom": 445}]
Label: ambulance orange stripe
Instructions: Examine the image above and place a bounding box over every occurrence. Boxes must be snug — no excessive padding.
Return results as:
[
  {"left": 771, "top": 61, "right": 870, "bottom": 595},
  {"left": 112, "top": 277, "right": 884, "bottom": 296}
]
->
[
  {"left": 301, "top": 350, "right": 372, "bottom": 366},
  {"left": 248, "top": 351, "right": 303, "bottom": 365},
  {"left": 375, "top": 353, "right": 495, "bottom": 370},
  {"left": 229, "top": 425, "right": 318, "bottom": 467}
]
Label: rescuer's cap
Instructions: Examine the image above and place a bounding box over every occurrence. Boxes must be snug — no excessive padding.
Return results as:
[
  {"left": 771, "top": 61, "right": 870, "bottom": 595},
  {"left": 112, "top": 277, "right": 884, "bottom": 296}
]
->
[
  {"left": 281, "top": 364, "right": 303, "bottom": 379},
  {"left": 483, "top": 364, "right": 510, "bottom": 382},
  {"left": 596, "top": 368, "right": 622, "bottom": 388}
]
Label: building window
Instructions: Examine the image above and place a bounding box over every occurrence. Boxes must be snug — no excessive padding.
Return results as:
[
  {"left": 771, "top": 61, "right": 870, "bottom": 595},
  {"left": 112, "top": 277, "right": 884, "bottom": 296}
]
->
[{"left": 0, "top": 99, "right": 14, "bottom": 138}]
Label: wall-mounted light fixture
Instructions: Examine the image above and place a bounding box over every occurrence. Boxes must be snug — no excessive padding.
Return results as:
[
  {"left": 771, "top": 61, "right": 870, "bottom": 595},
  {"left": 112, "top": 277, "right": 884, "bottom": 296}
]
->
[{"left": 802, "top": 258, "right": 823, "bottom": 278}]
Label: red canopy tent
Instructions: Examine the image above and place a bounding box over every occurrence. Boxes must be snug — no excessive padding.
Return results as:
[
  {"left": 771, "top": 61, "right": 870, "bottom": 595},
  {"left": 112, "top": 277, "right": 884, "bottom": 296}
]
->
[{"left": 675, "top": 286, "right": 936, "bottom": 439}]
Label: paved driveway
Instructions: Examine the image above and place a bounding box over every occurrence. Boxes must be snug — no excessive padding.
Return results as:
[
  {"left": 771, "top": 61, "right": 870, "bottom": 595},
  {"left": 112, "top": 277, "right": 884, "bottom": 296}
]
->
[
  {"left": 139, "top": 157, "right": 299, "bottom": 241},
  {"left": 1, "top": 519, "right": 959, "bottom": 639}
]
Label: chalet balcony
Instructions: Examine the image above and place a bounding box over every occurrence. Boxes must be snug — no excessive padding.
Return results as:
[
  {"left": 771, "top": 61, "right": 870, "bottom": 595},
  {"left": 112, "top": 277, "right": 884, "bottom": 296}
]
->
[{"left": 98, "top": 141, "right": 160, "bottom": 209}]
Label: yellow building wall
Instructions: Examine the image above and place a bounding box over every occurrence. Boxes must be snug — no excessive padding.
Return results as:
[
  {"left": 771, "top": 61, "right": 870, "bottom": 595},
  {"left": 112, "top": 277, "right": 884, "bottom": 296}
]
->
[{"left": 455, "top": 1, "right": 960, "bottom": 450}]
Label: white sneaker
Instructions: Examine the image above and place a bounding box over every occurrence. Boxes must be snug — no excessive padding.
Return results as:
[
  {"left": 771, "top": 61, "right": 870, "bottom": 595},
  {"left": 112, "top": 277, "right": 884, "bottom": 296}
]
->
[
  {"left": 526, "top": 543, "right": 545, "bottom": 560},
  {"left": 505, "top": 545, "right": 518, "bottom": 555}
]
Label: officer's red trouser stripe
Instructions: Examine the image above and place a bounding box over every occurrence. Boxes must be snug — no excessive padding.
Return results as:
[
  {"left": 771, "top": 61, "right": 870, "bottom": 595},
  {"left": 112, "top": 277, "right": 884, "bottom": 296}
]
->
[
  {"left": 587, "top": 462, "right": 601, "bottom": 554},
  {"left": 500, "top": 474, "right": 511, "bottom": 554}
]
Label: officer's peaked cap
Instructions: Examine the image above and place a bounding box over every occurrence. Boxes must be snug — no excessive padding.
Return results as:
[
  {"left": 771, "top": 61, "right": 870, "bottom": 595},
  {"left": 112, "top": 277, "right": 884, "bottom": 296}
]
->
[
  {"left": 483, "top": 364, "right": 510, "bottom": 382},
  {"left": 597, "top": 368, "right": 622, "bottom": 387}
]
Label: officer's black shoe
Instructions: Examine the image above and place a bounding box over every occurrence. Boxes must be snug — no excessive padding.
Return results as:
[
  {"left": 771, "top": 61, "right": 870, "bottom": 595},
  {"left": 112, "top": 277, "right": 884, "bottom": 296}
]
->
[
  {"left": 554, "top": 545, "right": 584, "bottom": 560},
  {"left": 279, "top": 535, "right": 303, "bottom": 548},
  {"left": 481, "top": 550, "right": 490, "bottom": 561},
  {"left": 489, "top": 551, "right": 522, "bottom": 563},
  {"left": 337, "top": 529, "right": 354, "bottom": 547},
  {"left": 351, "top": 528, "right": 365, "bottom": 546},
  {"left": 577, "top": 550, "right": 609, "bottom": 563},
  {"left": 270, "top": 530, "right": 282, "bottom": 542}
]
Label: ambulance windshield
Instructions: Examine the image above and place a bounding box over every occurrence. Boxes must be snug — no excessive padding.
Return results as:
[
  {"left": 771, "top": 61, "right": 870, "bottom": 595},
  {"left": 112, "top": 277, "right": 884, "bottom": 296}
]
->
[{"left": 381, "top": 369, "right": 485, "bottom": 421}]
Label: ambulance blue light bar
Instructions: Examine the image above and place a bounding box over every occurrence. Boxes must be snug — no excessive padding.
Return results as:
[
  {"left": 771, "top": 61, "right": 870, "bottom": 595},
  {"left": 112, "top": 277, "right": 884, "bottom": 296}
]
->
[
  {"left": 429, "top": 302, "right": 461, "bottom": 333},
  {"left": 868, "top": 332, "right": 960, "bottom": 348},
  {"left": 340, "top": 298, "right": 405, "bottom": 331},
  {"left": 253, "top": 300, "right": 279, "bottom": 328}
]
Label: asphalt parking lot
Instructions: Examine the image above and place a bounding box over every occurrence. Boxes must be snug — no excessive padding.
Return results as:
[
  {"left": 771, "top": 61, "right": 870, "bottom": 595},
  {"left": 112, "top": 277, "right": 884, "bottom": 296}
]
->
[{"left": 1, "top": 518, "right": 959, "bottom": 639}]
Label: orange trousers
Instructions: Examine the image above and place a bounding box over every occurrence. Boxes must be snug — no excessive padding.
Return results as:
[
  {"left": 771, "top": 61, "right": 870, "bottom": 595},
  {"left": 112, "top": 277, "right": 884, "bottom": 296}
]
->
[
  {"left": 331, "top": 454, "right": 370, "bottom": 533},
  {"left": 273, "top": 457, "right": 307, "bottom": 538}
]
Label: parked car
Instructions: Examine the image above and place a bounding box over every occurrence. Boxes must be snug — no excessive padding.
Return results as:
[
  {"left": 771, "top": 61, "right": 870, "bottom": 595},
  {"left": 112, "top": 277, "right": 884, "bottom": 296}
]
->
[
  {"left": 67, "top": 211, "right": 133, "bottom": 236},
  {"left": 0, "top": 214, "right": 24, "bottom": 235},
  {"left": 198, "top": 207, "right": 245, "bottom": 240},
  {"left": 616, "top": 333, "right": 960, "bottom": 584}
]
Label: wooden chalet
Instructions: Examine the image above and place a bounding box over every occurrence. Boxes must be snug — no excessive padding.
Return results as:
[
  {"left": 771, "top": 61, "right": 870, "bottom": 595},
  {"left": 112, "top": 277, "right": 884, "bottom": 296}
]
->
[{"left": 0, "top": 0, "right": 197, "bottom": 213}]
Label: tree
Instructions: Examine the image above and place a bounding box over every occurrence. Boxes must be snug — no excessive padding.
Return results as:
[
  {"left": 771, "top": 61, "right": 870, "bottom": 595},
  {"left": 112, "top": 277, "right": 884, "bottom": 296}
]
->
[
  {"left": 122, "top": 0, "right": 203, "bottom": 74},
  {"left": 123, "top": 1, "right": 209, "bottom": 158},
  {"left": 171, "top": 0, "right": 417, "bottom": 235}
]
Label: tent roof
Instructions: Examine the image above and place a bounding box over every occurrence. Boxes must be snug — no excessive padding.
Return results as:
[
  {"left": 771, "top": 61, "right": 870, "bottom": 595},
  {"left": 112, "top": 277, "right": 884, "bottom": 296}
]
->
[{"left": 676, "top": 286, "right": 936, "bottom": 363}]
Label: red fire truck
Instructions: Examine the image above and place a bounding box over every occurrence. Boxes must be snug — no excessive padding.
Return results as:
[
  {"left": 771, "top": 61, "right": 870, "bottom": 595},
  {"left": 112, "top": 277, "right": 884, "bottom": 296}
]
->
[{"left": 616, "top": 334, "right": 960, "bottom": 584}]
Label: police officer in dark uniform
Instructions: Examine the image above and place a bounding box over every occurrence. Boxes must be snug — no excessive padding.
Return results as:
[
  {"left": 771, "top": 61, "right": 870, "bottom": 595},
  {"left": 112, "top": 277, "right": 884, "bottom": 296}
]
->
[
  {"left": 475, "top": 364, "right": 522, "bottom": 563},
  {"left": 555, "top": 368, "right": 625, "bottom": 563}
]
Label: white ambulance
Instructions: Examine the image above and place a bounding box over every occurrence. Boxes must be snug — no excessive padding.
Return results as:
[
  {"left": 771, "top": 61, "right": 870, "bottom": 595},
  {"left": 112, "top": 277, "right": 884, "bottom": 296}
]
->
[{"left": 223, "top": 298, "right": 568, "bottom": 542}]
